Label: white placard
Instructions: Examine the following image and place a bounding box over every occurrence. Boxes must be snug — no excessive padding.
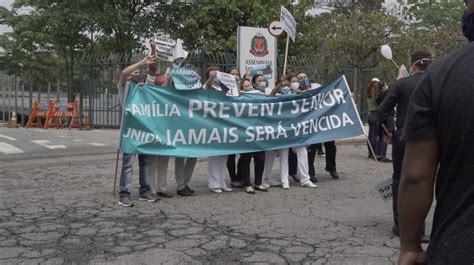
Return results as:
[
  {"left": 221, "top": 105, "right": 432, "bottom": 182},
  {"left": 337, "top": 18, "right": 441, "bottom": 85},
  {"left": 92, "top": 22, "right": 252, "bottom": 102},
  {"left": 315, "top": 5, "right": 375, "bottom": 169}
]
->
[
  {"left": 375, "top": 178, "right": 393, "bottom": 202},
  {"left": 237, "top": 26, "right": 277, "bottom": 90},
  {"left": 216, "top": 71, "right": 239, "bottom": 97},
  {"left": 154, "top": 34, "right": 188, "bottom": 64},
  {"left": 280, "top": 6, "right": 296, "bottom": 42}
]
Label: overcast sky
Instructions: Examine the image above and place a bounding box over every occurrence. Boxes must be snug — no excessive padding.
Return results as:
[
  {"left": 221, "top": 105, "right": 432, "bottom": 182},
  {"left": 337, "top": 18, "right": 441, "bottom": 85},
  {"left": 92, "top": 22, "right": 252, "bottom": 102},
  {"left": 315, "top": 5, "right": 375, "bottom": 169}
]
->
[{"left": 0, "top": 0, "right": 13, "bottom": 34}]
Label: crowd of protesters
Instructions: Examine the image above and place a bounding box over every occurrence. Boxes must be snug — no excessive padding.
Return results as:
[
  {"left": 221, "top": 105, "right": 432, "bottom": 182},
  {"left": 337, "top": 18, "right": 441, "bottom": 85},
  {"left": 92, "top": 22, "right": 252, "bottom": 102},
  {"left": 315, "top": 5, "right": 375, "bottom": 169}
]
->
[{"left": 116, "top": 46, "right": 346, "bottom": 207}]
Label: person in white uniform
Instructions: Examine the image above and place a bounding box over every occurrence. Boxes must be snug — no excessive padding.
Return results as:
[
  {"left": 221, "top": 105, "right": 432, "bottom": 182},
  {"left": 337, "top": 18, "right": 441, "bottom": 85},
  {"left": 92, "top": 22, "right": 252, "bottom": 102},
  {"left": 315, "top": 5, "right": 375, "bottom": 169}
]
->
[
  {"left": 267, "top": 75, "right": 317, "bottom": 189},
  {"left": 261, "top": 76, "right": 296, "bottom": 189},
  {"left": 204, "top": 66, "right": 233, "bottom": 194}
]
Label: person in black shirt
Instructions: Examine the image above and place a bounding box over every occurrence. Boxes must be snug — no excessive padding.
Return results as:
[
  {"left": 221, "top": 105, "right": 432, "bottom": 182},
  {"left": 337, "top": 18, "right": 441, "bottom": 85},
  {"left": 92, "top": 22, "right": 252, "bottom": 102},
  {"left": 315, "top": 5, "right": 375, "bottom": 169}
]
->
[
  {"left": 398, "top": 1, "right": 474, "bottom": 264},
  {"left": 378, "top": 50, "right": 432, "bottom": 240}
]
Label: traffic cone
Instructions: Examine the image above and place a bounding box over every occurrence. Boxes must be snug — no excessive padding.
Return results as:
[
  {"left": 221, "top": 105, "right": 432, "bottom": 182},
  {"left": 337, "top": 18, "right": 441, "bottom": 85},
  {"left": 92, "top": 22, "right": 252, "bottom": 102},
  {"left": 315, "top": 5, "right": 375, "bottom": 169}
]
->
[
  {"left": 9, "top": 111, "right": 18, "bottom": 128},
  {"left": 80, "top": 115, "right": 91, "bottom": 130}
]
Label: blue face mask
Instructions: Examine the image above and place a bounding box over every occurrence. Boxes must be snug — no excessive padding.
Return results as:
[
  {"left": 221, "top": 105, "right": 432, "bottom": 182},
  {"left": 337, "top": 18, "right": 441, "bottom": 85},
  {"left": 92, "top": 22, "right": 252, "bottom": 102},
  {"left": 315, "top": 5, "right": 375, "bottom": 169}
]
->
[
  {"left": 299, "top": 79, "right": 310, "bottom": 89},
  {"left": 462, "top": 10, "right": 474, "bottom": 42},
  {"left": 280, "top": 86, "right": 291, "bottom": 95},
  {"left": 257, "top": 81, "right": 266, "bottom": 91}
]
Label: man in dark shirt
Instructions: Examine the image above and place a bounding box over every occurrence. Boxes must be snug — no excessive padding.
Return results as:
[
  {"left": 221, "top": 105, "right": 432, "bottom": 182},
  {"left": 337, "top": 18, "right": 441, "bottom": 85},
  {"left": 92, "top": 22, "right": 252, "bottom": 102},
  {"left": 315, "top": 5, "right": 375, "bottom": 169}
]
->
[
  {"left": 398, "top": 1, "right": 474, "bottom": 264},
  {"left": 378, "top": 50, "right": 432, "bottom": 239}
]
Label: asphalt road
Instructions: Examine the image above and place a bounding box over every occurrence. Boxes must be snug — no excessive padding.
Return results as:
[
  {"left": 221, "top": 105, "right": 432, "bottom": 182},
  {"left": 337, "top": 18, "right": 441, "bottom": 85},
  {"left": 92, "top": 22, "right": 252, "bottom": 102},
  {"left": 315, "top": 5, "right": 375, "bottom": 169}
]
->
[{"left": 0, "top": 127, "right": 433, "bottom": 264}]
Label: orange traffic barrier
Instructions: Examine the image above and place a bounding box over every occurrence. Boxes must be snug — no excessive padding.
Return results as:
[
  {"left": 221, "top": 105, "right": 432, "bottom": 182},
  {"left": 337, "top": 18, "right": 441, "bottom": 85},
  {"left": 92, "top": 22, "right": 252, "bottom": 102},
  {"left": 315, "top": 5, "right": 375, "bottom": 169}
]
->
[
  {"left": 67, "top": 100, "right": 81, "bottom": 130},
  {"left": 43, "top": 100, "right": 81, "bottom": 130},
  {"left": 26, "top": 100, "right": 51, "bottom": 128}
]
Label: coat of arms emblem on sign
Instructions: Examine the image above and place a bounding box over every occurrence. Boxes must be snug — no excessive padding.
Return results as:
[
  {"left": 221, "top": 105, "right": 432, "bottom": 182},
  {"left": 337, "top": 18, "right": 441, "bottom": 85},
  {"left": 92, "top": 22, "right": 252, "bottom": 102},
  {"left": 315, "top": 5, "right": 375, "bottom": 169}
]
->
[{"left": 250, "top": 32, "right": 269, "bottom": 57}]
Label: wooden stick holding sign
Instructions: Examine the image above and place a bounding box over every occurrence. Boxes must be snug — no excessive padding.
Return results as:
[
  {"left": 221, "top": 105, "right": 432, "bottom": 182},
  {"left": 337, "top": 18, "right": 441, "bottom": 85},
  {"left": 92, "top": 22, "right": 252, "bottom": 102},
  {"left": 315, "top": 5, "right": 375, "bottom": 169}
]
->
[
  {"left": 366, "top": 130, "right": 396, "bottom": 202},
  {"left": 366, "top": 133, "right": 385, "bottom": 177},
  {"left": 283, "top": 35, "right": 290, "bottom": 76}
]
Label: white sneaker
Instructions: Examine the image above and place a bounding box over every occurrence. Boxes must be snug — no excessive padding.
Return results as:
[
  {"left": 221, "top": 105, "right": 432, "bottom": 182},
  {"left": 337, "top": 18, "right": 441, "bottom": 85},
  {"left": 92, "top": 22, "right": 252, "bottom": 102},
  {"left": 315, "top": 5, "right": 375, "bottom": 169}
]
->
[
  {"left": 282, "top": 182, "right": 290, "bottom": 190},
  {"left": 302, "top": 181, "right": 317, "bottom": 188},
  {"left": 222, "top": 187, "right": 233, "bottom": 192},
  {"left": 211, "top": 188, "right": 222, "bottom": 193},
  {"left": 261, "top": 182, "right": 270, "bottom": 189},
  {"left": 255, "top": 185, "right": 269, "bottom": 192}
]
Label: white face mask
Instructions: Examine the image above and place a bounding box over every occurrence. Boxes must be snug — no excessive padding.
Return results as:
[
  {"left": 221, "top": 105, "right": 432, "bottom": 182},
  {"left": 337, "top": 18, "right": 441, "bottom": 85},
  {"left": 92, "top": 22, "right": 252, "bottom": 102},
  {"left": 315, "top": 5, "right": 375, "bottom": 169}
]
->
[{"left": 291, "top": 82, "right": 299, "bottom": 90}]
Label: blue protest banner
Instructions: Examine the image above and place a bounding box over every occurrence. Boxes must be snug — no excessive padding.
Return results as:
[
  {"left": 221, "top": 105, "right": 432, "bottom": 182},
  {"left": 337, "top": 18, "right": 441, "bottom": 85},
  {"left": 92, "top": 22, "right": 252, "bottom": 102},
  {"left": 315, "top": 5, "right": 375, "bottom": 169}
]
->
[
  {"left": 171, "top": 67, "right": 202, "bottom": 90},
  {"left": 120, "top": 76, "right": 365, "bottom": 157}
]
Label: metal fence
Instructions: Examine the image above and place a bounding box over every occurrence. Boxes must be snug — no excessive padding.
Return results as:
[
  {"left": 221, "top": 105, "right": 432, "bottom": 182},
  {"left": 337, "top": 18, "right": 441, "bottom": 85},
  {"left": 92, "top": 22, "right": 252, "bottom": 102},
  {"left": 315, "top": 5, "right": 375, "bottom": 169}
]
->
[
  {"left": 77, "top": 51, "right": 384, "bottom": 129},
  {"left": 1, "top": 51, "right": 385, "bottom": 128},
  {"left": 0, "top": 73, "right": 68, "bottom": 125}
]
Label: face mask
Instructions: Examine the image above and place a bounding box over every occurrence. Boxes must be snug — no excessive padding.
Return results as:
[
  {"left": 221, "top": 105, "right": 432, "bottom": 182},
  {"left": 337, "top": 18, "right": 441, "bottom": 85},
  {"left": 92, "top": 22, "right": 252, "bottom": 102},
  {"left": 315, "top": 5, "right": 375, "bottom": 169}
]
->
[
  {"left": 462, "top": 10, "right": 474, "bottom": 42},
  {"left": 281, "top": 86, "right": 291, "bottom": 95},
  {"left": 154, "top": 74, "right": 165, "bottom": 86},
  {"left": 291, "top": 82, "right": 299, "bottom": 90},
  {"left": 130, "top": 74, "right": 146, "bottom": 84},
  {"left": 257, "top": 81, "right": 266, "bottom": 91},
  {"left": 299, "top": 79, "right": 310, "bottom": 89}
]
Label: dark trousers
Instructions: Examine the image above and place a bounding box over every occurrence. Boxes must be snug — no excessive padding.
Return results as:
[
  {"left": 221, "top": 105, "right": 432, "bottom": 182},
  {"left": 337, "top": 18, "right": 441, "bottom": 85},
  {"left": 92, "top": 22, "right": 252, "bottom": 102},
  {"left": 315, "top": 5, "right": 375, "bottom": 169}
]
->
[
  {"left": 227, "top": 154, "right": 240, "bottom": 182},
  {"left": 237, "top": 151, "right": 265, "bottom": 186},
  {"left": 289, "top": 149, "right": 298, "bottom": 176},
  {"left": 392, "top": 130, "right": 426, "bottom": 234},
  {"left": 299, "top": 141, "right": 337, "bottom": 177},
  {"left": 368, "top": 111, "right": 387, "bottom": 158},
  {"left": 391, "top": 130, "right": 405, "bottom": 229}
]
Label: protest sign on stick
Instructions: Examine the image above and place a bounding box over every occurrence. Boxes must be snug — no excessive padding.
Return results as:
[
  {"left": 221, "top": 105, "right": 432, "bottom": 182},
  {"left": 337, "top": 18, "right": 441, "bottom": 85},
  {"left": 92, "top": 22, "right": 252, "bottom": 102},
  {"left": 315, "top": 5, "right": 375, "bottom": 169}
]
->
[
  {"left": 280, "top": 6, "right": 297, "bottom": 76},
  {"left": 154, "top": 34, "right": 188, "bottom": 66}
]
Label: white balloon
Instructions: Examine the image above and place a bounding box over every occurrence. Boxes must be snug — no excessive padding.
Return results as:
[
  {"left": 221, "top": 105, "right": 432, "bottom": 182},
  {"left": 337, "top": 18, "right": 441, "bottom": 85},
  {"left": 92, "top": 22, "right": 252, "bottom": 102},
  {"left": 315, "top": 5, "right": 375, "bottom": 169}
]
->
[{"left": 381, "top": 45, "right": 393, "bottom": 60}]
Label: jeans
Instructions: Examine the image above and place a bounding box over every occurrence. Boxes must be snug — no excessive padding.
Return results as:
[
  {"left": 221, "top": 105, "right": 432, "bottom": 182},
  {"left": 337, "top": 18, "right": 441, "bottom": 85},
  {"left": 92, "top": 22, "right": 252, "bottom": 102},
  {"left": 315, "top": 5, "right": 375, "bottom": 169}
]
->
[
  {"left": 119, "top": 153, "right": 152, "bottom": 195},
  {"left": 368, "top": 111, "right": 387, "bottom": 158}
]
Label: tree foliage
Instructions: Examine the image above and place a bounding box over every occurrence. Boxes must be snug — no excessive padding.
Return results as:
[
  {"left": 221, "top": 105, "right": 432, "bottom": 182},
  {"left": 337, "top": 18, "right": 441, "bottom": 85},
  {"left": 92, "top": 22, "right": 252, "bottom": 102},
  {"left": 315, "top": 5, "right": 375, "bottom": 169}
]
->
[
  {"left": 398, "top": 0, "right": 467, "bottom": 59},
  {"left": 0, "top": 0, "right": 469, "bottom": 99}
]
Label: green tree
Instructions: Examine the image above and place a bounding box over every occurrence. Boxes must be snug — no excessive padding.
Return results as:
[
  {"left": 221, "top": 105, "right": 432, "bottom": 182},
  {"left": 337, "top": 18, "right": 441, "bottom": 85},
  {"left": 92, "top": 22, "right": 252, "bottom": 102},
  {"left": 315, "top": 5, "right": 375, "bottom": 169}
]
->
[
  {"left": 0, "top": 6, "right": 59, "bottom": 87},
  {"left": 396, "top": 0, "right": 467, "bottom": 60},
  {"left": 164, "top": 0, "right": 316, "bottom": 53},
  {"left": 7, "top": 0, "right": 94, "bottom": 99},
  {"left": 309, "top": 6, "right": 404, "bottom": 105}
]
